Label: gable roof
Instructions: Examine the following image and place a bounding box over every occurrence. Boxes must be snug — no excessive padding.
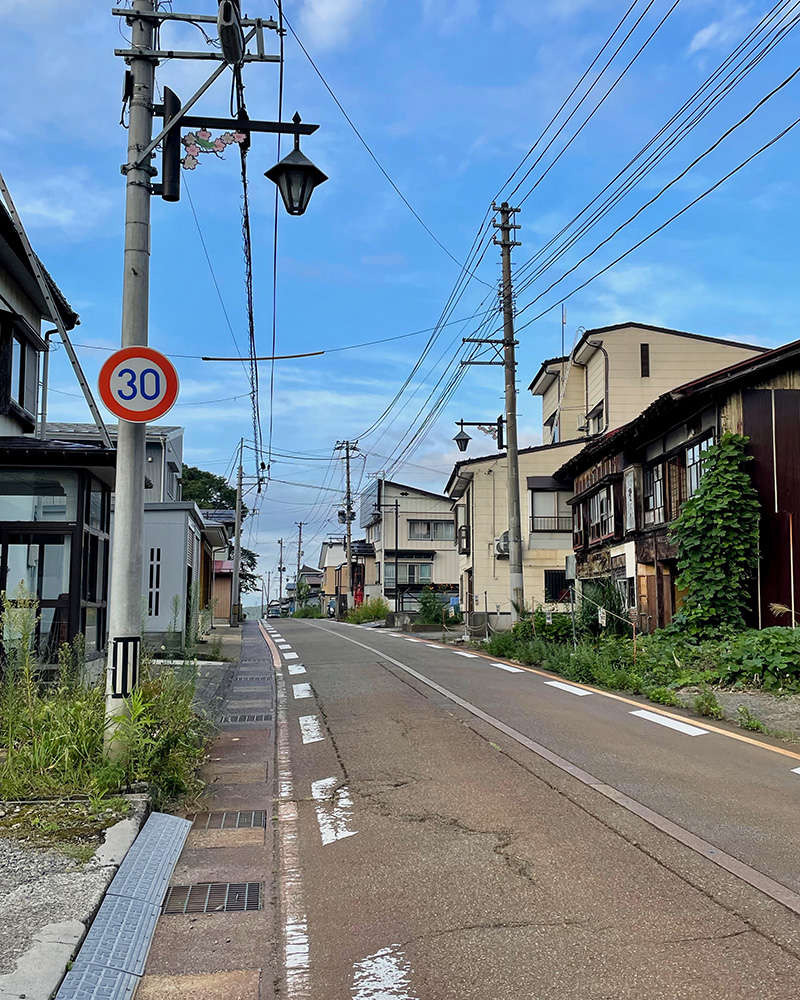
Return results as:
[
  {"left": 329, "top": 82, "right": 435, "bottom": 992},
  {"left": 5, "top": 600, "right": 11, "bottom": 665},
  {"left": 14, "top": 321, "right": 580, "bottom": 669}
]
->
[
  {"left": 0, "top": 203, "right": 79, "bottom": 330},
  {"left": 554, "top": 337, "right": 800, "bottom": 479},
  {"left": 444, "top": 437, "right": 587, "bottom": 497},
  {"left": 528, "top": 322, "right": 767, "bottom": 394}
]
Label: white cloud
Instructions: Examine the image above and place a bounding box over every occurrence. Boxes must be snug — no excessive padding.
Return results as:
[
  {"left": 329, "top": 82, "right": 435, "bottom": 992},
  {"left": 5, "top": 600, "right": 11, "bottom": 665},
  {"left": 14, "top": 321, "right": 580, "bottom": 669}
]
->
[
  {"left": 688, "top": 4, "right": 751, "bottom": 55},
  {"left": 422, "top": 0, "right": 479, "bottom": 34},
  {"left": 298, "top": 0, "right": 374, "bottom": 50},
  {"left": 10, "top": 173, "right": 115, "bottom": 238}
]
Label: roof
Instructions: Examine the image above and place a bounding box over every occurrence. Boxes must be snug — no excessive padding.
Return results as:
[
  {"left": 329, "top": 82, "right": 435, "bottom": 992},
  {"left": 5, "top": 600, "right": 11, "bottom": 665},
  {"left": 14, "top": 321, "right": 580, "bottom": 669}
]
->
[
  {"left": 554, "top": 337, "right": 800, "bottom": 479},
  {"left": 0, "top": 437, "right": 116, "bottom": 487},
  {"left": 45, "top": 422, "right": 183, "bottom": 439},
  {"left": 528, "top": 322, "right": 767, "bottom": 394},
  {"left": 0, "top": 202, "right": 79, "bottom": 330},
  {"left": 444, "top": 437, "right": 587, "bottom": 498},
  {"left": 371, "top": 479, "right": 451, "bottom": 505}
]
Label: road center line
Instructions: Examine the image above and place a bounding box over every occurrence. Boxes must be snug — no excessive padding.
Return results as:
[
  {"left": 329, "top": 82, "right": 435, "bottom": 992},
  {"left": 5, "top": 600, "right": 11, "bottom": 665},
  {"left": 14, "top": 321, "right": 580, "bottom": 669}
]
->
[
  {"left": 301, "top": 620, "right": 800, "bottom": 918},
  {"left": 544, "top": 679, "right": 592, "bottom": 695}
]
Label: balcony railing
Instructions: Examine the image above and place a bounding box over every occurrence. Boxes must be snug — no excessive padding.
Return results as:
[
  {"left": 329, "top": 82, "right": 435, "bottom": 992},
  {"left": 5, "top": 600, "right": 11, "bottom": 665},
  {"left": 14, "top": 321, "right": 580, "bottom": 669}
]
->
[{"left": 530, "top": 515, "right": 572, "bottom": 532}]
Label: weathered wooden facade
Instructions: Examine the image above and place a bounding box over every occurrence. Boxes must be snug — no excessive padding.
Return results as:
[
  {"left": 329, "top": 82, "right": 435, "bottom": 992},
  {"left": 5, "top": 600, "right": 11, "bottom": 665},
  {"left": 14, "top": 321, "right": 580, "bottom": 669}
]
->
[{"left": 555, "top": 340, "right": 800, "bottom": 632}]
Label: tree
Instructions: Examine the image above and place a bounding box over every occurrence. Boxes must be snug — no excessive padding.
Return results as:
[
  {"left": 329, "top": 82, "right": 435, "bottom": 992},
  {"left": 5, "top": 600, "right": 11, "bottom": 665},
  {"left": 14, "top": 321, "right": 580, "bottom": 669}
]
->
[
  {"left": 182, "top": 465, "right": 249, "bottom": 519},
  {"left": 240, "top": 547, "right": 260, "bottom": 594}
]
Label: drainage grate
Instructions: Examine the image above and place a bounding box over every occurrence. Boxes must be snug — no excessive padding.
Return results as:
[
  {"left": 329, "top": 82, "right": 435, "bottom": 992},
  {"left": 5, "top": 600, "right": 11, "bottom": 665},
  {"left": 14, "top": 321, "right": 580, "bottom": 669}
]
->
[
  {"left": 233, "top": 675, "right": 268, "bottom": 682},
  {"left": 162, "top": 882, "right": 262, "bottom": 914},
  {"left": 192, "top": 811, "right": 265, "bottom": 830},
  {"left": 218, "top": 713, "right": 271, "bottom": 724}
]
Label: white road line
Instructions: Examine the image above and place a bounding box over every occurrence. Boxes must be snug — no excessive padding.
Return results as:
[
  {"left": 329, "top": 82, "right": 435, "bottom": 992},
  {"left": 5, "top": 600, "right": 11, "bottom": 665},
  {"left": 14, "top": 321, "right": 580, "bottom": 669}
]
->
[
  {"left": 287, "top": 663, "right": 307, "bottom": 675},
  {"left": 492, "top": 662, "right": 524, "bottom": 673},
  {"left": 402, "top": 637, "right": 422, "bottom": 643},
  {"left": 454, "top": 651, "right": 478, "bottom": 658},
  {"left": 311, "top": 776, "right": 357, "bottom": 845},
  {"left": 424, "top": 643, "right": 440, "bottom": 648},
  {"left": 279, "top": 645, "right": 292, "bottom": 650},
  {"left": 283, "top": 652, "right": 300, "bottom": 660},
  {"left": 299, "top": 715, "right": 325, "bottom": 744},
  {"left": 791, "top": 767, "right": 800, "bottom": 775},
  {"left": 630, "top": 709, "right": 709, "bottom": 737},
  {"left": 544, "top": 679, "right": 592, "bottom": 696},
  {"left": 276, "top": 672, "right": 311, "bottom": 998},
  {"left": 293, "top": 683, "right": 313, "bottom": 699},
  {"left": 351, "top": 945, "right": 418, "bottom": 1000}
]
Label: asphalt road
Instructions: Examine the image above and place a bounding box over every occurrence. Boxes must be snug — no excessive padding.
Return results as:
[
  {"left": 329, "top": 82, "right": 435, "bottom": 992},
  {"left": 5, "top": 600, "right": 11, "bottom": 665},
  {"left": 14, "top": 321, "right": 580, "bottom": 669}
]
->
[{"left": 262, "top": 619, "right": 800, "bottom": 999}]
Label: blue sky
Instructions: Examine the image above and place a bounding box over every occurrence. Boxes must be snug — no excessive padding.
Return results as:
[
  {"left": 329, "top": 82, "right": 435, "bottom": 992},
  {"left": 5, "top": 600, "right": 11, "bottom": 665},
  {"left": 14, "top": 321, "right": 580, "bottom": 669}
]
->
[{"left": 1, "top": 0, "right": 799, "bottom": 588}]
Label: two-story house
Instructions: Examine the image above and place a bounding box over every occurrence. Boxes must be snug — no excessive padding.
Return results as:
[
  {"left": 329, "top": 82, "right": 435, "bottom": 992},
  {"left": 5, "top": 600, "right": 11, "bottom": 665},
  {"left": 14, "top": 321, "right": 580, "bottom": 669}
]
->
[
  {"left": 0, "top": 202, "right": 115, "bottom": 663},
  {"left": 555, "top": 339, "right": 800, "bottom": 632},
  {"left": 445, "top": 322, "right": 766, "bottom": 627},
  {"left": 360, "top": 478, "right": 458, "bottom": 613}
]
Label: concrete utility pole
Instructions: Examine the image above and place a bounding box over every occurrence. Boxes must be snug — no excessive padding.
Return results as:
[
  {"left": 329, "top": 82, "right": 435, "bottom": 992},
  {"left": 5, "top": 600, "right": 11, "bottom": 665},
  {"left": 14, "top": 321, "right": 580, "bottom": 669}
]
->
[
  {"left": 278, "top": 538, "right": 285, "bottom": 611},
  {"left": 230, "top": 437, "right": 244, "bottom": 626},
  {"left": 335, "top": 441, "right": 357, "bottom": 610},
  {"left": 266, "top": 571, "right": 271, "bottom": 616},
  {"left": 493, "top": 202, "right": 524, "bottom": 621},
  {"left": 105, "top": 0, "right": 156, "bottom": 744},
  {"left": 295, "top": 521, "right": 304, "bottom": 608}
]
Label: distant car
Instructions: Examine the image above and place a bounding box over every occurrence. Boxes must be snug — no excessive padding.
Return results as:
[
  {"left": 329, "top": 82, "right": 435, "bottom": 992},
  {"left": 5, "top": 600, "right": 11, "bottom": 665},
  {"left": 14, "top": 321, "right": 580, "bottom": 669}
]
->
[{"left": 267, "top": 604, "right": 282, "bottom": 618}]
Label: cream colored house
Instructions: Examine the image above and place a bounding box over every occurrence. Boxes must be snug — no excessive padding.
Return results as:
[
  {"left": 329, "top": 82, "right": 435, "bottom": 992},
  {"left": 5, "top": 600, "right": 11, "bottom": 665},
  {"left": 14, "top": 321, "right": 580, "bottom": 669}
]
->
[
  {"left": 360, "top": 479, "right": 459, "bottom": 613},
  {"left": 446, "top": 322, "right": 766, "bottom": 628}
]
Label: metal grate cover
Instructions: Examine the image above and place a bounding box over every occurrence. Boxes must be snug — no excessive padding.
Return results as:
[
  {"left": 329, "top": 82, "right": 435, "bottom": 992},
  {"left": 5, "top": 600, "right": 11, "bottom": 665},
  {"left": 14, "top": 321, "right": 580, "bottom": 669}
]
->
[
  {"left": 162, "top": 881, "right": 262, "bottom": 914},
  {"left": 234, "top": 675, "right": 268, "bottom": 682},
  {"left": 192, "top": 810, "right": 265, "bottom": 830},
  {"left": 219, "top": 713, "right": 271, "bottom": 724}
]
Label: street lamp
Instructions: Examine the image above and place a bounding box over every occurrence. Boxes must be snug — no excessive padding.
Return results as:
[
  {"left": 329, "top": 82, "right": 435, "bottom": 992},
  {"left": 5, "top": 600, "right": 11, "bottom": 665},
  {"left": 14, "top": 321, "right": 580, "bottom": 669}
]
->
[
  {"left": 453, "top": 417, "right": 505, "bottom": 453},
  {"left": 265, "top": 114, "right": 328, "bottom": 216}
]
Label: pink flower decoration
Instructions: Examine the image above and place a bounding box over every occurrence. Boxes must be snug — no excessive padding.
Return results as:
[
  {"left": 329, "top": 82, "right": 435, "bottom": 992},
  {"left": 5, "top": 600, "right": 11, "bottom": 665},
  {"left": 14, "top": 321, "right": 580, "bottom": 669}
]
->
[
  {"left": 182, "top": 155, "right": 198, "bottom": 170},
  {"left": 197, "top": 129, "right": 211, "bottom": 140},
  {"left": 184, "top": 144, "right": 200, "bottom": 157},
  {"left": 213, "top": 138, "right": 225, "bottom": 152},
  {"left": 233, "top": 132, "right": 247, "bottom": 144}
]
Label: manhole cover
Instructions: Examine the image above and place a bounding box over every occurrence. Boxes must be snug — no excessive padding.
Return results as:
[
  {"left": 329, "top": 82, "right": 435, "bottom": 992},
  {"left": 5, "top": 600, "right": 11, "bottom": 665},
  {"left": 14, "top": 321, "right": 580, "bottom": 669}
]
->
[
  {"left": 162, "top": 882, "right": 262, "bottom": 914},
  {"left": 192, "top": 811, "right": 265, "bottom": 830},
  {"left": 218, "top": 714, "right": 271, "bottom": 724}
]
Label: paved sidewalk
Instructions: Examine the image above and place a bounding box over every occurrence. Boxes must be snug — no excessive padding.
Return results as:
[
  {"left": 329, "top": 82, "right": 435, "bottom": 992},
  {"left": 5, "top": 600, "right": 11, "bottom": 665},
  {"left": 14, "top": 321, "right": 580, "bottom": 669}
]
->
[{"left": 137, "top": 621, "right": 276, "bottom": 1000}]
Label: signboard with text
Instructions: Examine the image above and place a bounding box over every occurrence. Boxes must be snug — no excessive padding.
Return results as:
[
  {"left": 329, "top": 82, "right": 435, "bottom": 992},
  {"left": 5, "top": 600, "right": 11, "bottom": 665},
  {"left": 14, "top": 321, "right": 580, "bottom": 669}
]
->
[{"left": 98, "top": 346, "right": 179, "bottom": 423}]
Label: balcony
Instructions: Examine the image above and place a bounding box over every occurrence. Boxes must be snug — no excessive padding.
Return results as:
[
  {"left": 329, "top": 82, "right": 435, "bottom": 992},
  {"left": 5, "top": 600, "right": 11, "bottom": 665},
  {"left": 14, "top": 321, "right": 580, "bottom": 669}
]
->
[{"left": 530, "top": 515, "right": 572, "bottom": 532}]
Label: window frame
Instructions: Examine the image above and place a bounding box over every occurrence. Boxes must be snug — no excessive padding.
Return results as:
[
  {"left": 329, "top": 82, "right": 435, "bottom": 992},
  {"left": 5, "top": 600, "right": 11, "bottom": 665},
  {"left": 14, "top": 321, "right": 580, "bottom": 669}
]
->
[
  {"left": 686, "top": 432, "right": 714, "bottom": 497},
  {"left": 642, "top": 463, "right": 664, "bottom": 525}
]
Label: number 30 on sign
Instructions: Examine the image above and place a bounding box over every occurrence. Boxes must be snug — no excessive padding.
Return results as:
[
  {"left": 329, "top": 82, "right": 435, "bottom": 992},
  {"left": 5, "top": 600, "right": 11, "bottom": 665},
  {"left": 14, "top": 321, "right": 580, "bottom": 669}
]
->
[{"left": 98, "top": 347, "right": 179, "bottom": 423}]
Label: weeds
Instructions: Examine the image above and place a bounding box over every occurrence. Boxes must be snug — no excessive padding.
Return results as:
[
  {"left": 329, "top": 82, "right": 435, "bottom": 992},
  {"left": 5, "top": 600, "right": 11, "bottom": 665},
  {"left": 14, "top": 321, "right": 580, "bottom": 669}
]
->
[
  {"left": 346, "top": 597, "right": 390, "bottom": 624},
  {"left": 694, "top": 685, "right": 725, "bottom": 720},
  {"left": 737, "top": 705, "right": 766, "bottom": 732}
]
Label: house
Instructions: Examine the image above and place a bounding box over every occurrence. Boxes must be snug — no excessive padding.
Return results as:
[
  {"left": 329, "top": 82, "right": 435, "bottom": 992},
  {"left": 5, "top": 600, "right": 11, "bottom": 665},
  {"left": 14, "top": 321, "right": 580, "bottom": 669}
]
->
[
  {"left": 446, "top": 322, "right": 766, "bottom": 627},
  {"left": 44, "top": 424, "right": 233, "bottom": 645},
  {"left": 318, "top": 537, "right": 376, "bottom": 616},
  {"left": 286, "top": 564, "right": 323, "bottom": 610},
  {"left": 359, "top": 479, "right": 458, "bottom": 613},
  {"left": 554, "top": 339, "right": 800, "bottom": 632},
  {"left": 0, "top": 201, "right": 115, "bottom": 663}
]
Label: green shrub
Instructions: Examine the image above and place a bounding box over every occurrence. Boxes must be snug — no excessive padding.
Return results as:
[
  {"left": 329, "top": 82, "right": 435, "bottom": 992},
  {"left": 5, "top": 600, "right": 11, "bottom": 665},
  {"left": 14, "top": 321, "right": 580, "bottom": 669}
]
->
[
  {"left": 737, "top": 705, "right": 765, "bottom": 731},
  {"left": 694, "top": 685, "right": 725, "bottom": 720},
  {"left": 532, "top": 609, "right": 574, "bottom": 642},
  {"left": 292, "top": 606, "right": 322, "bottom": 618},
  {"left": 720, "top": 627, "right": 800, "bottom": 691},
  {"left": 417, "top": 586, "right": 451, "bottom": 625},
  {"left": 345, "top": 597, "right": 390, "bottom": 624},
  {"left": 647, "top": 686, "right": 680, "bottom": 707}
]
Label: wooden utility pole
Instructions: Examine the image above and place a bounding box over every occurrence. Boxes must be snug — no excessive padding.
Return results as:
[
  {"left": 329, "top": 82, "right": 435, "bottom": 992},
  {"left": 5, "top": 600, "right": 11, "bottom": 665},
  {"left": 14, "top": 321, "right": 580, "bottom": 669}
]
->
[
  {"left": 295, "top": 521, "right": 304, "bottom": 608},
  {"left": 493, "top": 202, "right": 524, "bottom": 621}
]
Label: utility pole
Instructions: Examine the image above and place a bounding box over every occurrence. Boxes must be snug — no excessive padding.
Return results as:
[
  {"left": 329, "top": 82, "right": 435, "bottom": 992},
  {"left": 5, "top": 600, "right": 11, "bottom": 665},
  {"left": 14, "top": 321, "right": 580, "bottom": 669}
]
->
[
  {"left": 335, "top": 441, "right": 357, "bottom": 611},
  {"left": 295, "top": 521, "right": 304, "bottom": 608},
  {"left": 493, "top": 202, "right": 524, "bottom": 621},
  {"left": 105, "top": 0, "right": 156, "bottom": 745},
  {"left": 278, "top": 538, "right": 285, "bottom": 612},
  {"left": 230, "top": 438, "right": 244, "bottom": 626},
  {"left": 266, "top": 571, "right": 271, "bottom": 617}
]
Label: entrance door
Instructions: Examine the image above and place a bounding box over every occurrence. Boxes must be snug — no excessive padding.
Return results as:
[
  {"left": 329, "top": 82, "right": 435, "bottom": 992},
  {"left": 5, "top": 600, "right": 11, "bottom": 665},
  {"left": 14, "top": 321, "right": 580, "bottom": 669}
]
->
[{"left": 2, "top": 532, "right": 73, "bottom": 659}]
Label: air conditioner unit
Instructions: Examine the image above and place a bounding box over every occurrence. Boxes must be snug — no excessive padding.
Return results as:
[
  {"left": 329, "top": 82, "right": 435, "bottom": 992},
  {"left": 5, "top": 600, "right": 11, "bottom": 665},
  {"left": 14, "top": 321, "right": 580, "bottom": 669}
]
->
[
  {"left": 494, "top": 530, "right": 509, "bottom": 558},
  {"left": 457, "top": 523, "right": 470, "bottom": 555},
  {"left": 577, "top": 415, "right": 589, "bottom": 432}
]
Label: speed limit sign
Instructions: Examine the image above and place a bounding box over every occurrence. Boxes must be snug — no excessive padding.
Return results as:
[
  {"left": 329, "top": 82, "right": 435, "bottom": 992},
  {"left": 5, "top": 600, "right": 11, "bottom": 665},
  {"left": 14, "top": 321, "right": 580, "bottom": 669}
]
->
[{"left": 98, "top": 346, "right": 179, "bottom": 423}]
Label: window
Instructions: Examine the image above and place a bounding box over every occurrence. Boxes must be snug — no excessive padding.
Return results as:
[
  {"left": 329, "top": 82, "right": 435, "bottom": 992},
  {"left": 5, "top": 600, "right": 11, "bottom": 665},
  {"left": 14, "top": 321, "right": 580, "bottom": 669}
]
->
[
  {"left": 686, "top": 434, "right": 714, "bottom": 497},
  {"left": 8, "top": 334, "right": 37, "bottom": 415},
  {"left": 0, "top": 470, "right": 79, "bottom": 522},
  {"left": 11, "top": 336, "right": 22, "bottom": 405},
  {"left": 588, "top": 487, "right": 613, "bottom": 541},
  {"left": 589, "top": 406, "right": 604, "bottom": 435},
  {"left": 643, "top": 464, "right": 664, "bottom": 525},
  {"left": 408, "top": 520, "right": 454, "bottom": 541},
  {"left": 573, "top": 504, "right": 585, "bottom": 548},
  {"left": 530, "top": 491, "right": 572, "bottom": 532},
  {"left": 640, "top": 343, "right": 650, "bottom": 378},
  {"left": 384, "top": 562, "right": 432, "bottom": 586},
  {"left": 376, "top": 561, "right": 380, "bottom": 584},
  {"left": 544, "top": 569, "right": 568, "bottom": 603},
  {"left": 148, "top": 547, "right": 162, "bottom": 617}
]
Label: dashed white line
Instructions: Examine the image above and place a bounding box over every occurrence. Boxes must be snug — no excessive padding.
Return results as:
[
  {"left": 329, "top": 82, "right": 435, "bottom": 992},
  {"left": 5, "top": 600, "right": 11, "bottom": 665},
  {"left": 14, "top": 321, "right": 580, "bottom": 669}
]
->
[
  {"left": 287, "top": 663, "right": 307, "bottom": 675},
  {"left": 492, "top": 662, "right": 524, "bottom": 673},
  {"left": 424, "top": 643, "right": 440, "bottom": 648},
  {"left": 544, "top": 679, "right": 592, "bottom": 696},
  {"left": 299, "top": 715, "right": 325, "bottom": 744},
  {"left": 293, "top": 683, "right": 313, "bottom": 699},
  {"left": 402, "top": 638, "right": 422, "bottom": 643},
  {"left": 454, "top": 651, "right": 478, "bottom": 658},
  {"left": 311, "top": 776, "right": 357, "bottom": 845},
  {"left": 630, "top": 709, "right": 709, "bottom": 737},
  {"left": 351, "top": 945, "right": 418, "bottom": 1000},
  {"left": 283, "top": 652, "right": 300, "bottom": 660},
  {"left": 791, "top": 767, "right": 800, "bottom": 775}
]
